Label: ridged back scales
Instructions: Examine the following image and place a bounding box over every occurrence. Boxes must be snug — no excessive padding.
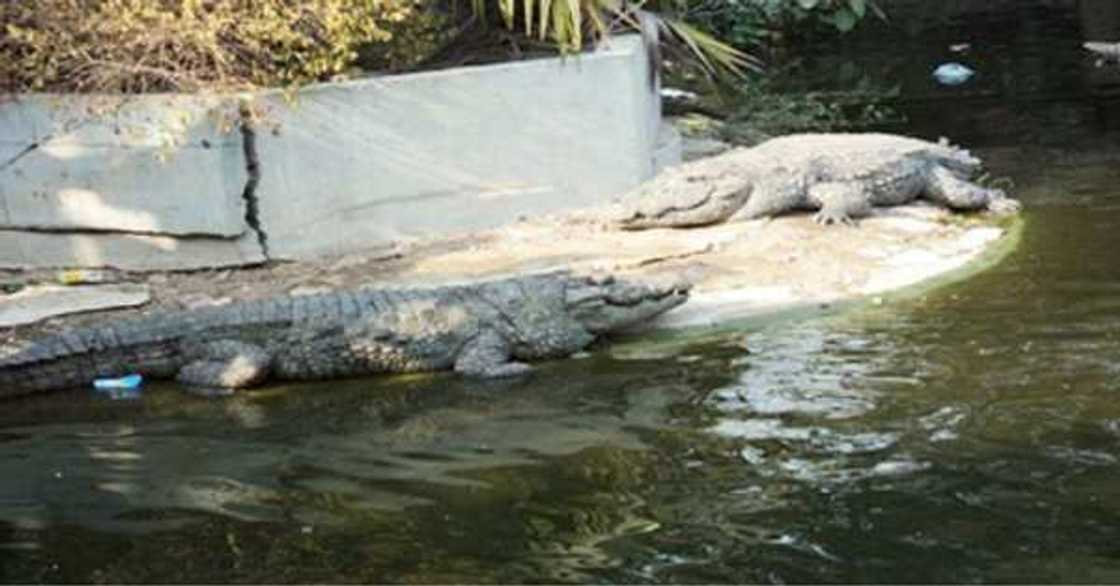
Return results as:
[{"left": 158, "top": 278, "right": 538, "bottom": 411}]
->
[
  {"left": 747, "top": 133, "right": 981, "bottom": 179},
  {"left": 0, "top": 284, "right": 500, "bottom": 398}
]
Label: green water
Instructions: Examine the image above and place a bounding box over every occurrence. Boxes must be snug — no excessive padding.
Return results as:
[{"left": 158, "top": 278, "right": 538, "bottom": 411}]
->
[{"left": 5, "top": 2, "right": 1120, "bottom": 582}]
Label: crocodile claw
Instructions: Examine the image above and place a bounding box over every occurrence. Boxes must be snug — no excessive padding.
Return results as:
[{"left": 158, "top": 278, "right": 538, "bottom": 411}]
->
[
  {"left": 813, "top": 211, "right": 857, "bottom": 226},
  {"left": 987, "top": 196, "right": 1022, "bottom": 215}
]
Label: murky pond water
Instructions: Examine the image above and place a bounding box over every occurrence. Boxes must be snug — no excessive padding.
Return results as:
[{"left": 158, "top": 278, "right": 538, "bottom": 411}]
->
[{"left": 5, "top": 2, "right": 1120, "bottom": 583}]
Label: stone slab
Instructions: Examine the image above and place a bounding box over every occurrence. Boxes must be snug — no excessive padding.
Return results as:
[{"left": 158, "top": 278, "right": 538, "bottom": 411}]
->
[
  {"left": 0, "top": 94, "right": 247, "bottom": 236},
  {"left": 255, "top": 34, "right": 664, "bottom": 260},
  {"left": 0, "top": 283, "right": 150, "bottom": 328},
  {"left": 0, "top": 94, "right": 240, "bottom": 150},
  {"left": 0, "top": 230, "right": 265, "bottom": 272}
]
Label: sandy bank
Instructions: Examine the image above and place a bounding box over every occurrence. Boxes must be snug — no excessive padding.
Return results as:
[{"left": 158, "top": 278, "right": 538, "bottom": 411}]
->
[
  {"left": 0, "top": 200, "right": 1018, "bottom": 346},
  {"left": 393, "top": 205, "right": 1018, "bottom": 329}
]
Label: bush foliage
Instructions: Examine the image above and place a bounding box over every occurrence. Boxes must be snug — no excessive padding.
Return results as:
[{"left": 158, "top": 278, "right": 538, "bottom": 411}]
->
[
  {"left": 0, "top": 0, "right": 876, "bottom": 96},
  {"left": 684, "top": 0, "right": 883, "bottom": 49},
  {"left": 1, "top": 0, "right": 417, "bottom": 94}
]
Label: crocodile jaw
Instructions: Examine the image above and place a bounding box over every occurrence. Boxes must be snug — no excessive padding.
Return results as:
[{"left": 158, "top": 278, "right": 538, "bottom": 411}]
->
[{"left": 565, "top": 274, "right": 691, "bottom": 334}]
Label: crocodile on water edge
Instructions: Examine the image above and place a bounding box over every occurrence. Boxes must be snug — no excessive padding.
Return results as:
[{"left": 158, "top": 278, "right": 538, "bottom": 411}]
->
[
  {"left": 0, "top": 273, "right": 690, "bottom": 398},
  {"left": 613, "top": 132, "right": 1021, "bottom": 229}
]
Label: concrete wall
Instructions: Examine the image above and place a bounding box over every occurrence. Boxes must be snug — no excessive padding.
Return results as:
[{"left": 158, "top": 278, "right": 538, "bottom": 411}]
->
[
  {"left": 0, "top": 94, "right": 259, "bottom": 270},
  {"left": 256, "top": 35, "right": 667, "bottom": 259},
  {"left": 0, "top": 34, "right": 675, "bottom": 270}
]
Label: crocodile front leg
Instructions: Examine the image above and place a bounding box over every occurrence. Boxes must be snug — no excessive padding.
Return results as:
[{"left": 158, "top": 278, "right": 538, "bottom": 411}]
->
[
  {"left": 454, "top": 329, "right": 533, "bottom": 378},
  {"left": 177, "top": 340, "right": 272, "bottom": 393},
  {"left": 923, "top": 165, "right": 1017, "bottom": 212},
  {"left": 808, "top": 182, "right": 873, "bottom": 225}
]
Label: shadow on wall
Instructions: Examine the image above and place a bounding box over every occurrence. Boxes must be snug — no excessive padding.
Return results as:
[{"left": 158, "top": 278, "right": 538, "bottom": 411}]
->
[{"left": 0, "top": 94, "right": 262, "bottom": 271}]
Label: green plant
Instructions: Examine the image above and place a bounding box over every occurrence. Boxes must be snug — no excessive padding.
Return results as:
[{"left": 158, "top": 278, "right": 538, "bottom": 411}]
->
[
  {"left": 457, "top": 0, "right": 759, "bottom": 78},
  {"left": 716, "top": 72, "right": 898, "bottom": 142},
  {"left": 682, "top": 0, "right": 884, "bottom": 50},
  {"left": 357, "top": 6, "right": 451, "bottom": 72},
  {"left": 1, "top": 0, "right": 417, "bottom": 94},
  {"left": 754, "top": 0, "right": 884, "bottom": 33}
]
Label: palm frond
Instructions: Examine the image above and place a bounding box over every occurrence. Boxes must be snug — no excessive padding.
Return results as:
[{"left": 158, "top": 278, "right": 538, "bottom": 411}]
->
[
  {"left": 658, "top": 16, "right": 761, "bottom": 77},
  {"left": 561, "top": 0, "right": 583, "bottom": 49},
  {"left": 454, "top": 0, "right": 757, "bottom": 78},
  {"left": 471, "top": 0, "right": 487, "bottom": 23},
  {"left": 523, "top": 0, "right": 534, "bottom": 36},
  {"left": 499, "top": 0, "right": 515, "bottom": 28},
  {"left": 537, "top": 0, "right": 554, "bottom": 40}
]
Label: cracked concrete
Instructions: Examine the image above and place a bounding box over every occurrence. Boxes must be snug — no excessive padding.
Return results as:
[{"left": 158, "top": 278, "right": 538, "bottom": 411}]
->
[
  {"left": 238, "top": 105, "right": 269, "bottom": 260},
  {"left": 0, "top": 94, "right": 246, "bottom": 239},
  {"left": 0, "top": 94, "right": 263, "bottom": 269},
  {"left": 0, "top": 34, "right": 669, "bottom": 269},
  {"left": 0, "top": 143, "right": 39, "bottom": 174}
]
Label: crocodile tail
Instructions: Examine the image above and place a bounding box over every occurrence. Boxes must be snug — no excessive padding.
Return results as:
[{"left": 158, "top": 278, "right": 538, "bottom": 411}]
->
[
  {"left": 0, "top": 325, "right": 180, "bottom": 398},
  {"left": 0, "top": 354, "right": 103, "bottom": 399}
]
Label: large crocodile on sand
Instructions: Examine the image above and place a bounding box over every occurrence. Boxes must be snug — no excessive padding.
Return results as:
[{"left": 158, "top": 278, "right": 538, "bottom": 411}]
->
[
  {"left": 613, "top": 132, "right": 1021, "bottom": 229},
  {"left": 0, "top": 272, "right": 689, "bottom": 398}
]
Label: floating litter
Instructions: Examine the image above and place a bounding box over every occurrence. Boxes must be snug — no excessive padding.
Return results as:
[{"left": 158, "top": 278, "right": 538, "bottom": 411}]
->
[
  {"left": 93, "top": 374, "right": 143, "bottom": 391},
  {"left": 932, "top": 62, "right": 975, "bottom": 86}
]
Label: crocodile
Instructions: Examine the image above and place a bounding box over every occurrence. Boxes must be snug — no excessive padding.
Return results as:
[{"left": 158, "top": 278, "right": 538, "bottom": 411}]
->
[
  {"left": 0, "top": 272, "right": 689, "bottom": 399},
  {"left": 613, "top": 132, "right": 1021, "bottom": 229}
]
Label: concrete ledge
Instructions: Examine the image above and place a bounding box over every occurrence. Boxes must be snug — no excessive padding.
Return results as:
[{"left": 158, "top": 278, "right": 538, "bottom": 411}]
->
[
  {"left": 0, "top": 284, "right": 151, "bottom": 328},
  {"left": 0, "top": 34, "right": 668, "bottom": 269},
  {"left": 0, "top": 95, "right": 246, "bottom": 237},
  {"left": 256, "top": 35, "right": 666, "bottom": 259},
  {"left": 0, "top": 230, "right": 264, "bottom": 272}
]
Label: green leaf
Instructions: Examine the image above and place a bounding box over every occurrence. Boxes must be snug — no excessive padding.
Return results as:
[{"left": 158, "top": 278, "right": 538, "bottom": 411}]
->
[
  {"left": 564, "top": 0, "right": 582, "bottom": 48},
  {"left": 523, "top": 0, "right": 534, "bottom": 36},
  {"left": 848, "top": 0, "right": 866, "bottom": 19},
  {"left": 830, "top": 8, "right": 858, "bottom": 32},
  {"left": 585, "top": 4, "right": 608, "bottom": 40},
  {"left": 548, "top": 0, "right": 580, "bottom": 50},
  {"left": 659, "top": 17, "right": 761, "bottom": 78},
  {"left": 471, "top": 0, "right": 487, "bottom": 23},
  {"left": 797, "top": 0, "right": 820, "bottom": 9},
  {"left": 538, "top": 0, "right": 554, "bottom": 40},
  {"left": 499, "top": 0, "right": 515, "bottom": 28},
  {"left": 868, "top": 0, "right": 888, "bottom": 20}
]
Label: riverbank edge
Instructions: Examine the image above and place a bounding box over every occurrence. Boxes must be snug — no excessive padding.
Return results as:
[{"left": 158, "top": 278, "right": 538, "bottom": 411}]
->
[
  {"left": 0, "top": 209, "right": 1023, "bottom": 366},
  {"left": 619, "top": 213, "right": 1025, "bottom": 349}
]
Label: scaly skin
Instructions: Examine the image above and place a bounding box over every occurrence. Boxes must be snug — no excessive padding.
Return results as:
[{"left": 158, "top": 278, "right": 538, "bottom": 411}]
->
[
  {"left": 0, "top": 273, "right": 690, "bottom": 398},
  {"left": 613, "top": 132, "right": 1021, "bottom": 229}
]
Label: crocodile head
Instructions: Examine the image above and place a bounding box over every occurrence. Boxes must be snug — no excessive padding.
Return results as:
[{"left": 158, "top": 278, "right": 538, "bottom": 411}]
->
[
  {"left": 564, "top": 273, "right": 691, "bottom": 334},
  {"left": 932, "top": 137, "right": 985, "bottom": 178}
]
